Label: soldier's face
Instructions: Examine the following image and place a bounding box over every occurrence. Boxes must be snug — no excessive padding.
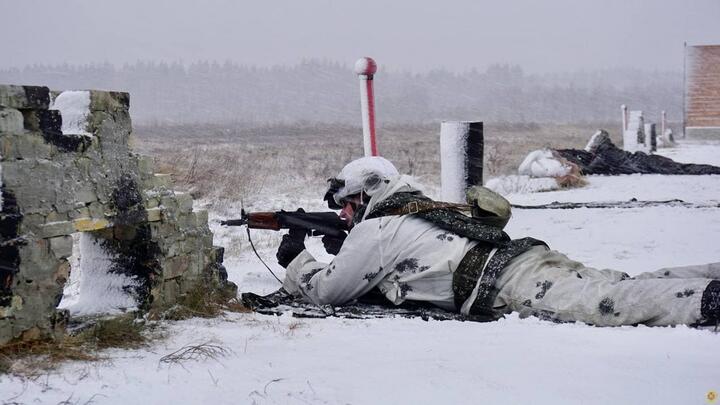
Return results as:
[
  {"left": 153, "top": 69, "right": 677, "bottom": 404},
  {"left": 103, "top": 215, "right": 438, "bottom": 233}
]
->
[{"left": 339, "top": 194, "right": 362, "bottom": 228}]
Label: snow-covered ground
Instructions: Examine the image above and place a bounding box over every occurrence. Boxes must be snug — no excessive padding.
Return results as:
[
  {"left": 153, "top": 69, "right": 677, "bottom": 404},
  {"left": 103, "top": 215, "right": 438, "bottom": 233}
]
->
[{"left": 2, "top": 140, "right": 720, "bottom": 405}]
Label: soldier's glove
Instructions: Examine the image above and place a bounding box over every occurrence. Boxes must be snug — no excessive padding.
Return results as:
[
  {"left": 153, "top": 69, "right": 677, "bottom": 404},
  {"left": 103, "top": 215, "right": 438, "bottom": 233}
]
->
[
  {"left": 321, "top": 233, "right": 347, "bottom": 255},
  {"left": 276, "top": 227, "right": 306, "bottom": 268}
]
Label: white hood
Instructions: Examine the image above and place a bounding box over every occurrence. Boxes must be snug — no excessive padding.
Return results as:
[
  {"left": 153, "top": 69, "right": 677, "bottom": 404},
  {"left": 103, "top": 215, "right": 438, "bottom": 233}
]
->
[{"left": 362, "top": 174, "right": 424, "bottom": 221}]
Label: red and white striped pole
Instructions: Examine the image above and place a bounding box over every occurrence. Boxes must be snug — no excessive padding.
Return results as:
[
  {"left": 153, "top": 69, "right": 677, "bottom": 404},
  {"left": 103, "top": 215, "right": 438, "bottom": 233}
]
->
[{"left": 355, "top": 57, "right": 378, "bottom": 156}]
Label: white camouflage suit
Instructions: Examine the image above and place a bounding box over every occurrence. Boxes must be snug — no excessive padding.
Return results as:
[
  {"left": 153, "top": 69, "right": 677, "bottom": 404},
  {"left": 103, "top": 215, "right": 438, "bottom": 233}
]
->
[{"left": 284, "top": 175, "right": 719, "bottom": 326}]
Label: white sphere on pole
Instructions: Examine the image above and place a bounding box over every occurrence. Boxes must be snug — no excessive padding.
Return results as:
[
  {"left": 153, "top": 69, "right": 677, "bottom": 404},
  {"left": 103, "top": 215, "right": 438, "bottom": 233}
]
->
[{"left": 354, "top": 57, "right": 378, "bottom": 76}]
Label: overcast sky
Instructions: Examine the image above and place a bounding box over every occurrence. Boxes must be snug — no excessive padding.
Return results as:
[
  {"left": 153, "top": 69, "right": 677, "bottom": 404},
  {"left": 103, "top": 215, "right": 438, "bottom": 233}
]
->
[{"left": 2, "top": 0, "right": 719, "bottom": 73}]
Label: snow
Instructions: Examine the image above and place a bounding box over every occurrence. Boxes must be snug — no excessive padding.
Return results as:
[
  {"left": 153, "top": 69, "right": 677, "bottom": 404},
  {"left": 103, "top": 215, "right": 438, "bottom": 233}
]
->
[
  {"left": 656, "top": 138, "right": 720, "bottom": 165},
  {"left": 485, "top": 174, "right": 560, "bottom": 195},
  {"left": 50, "top": 90, "right": 92, "bottom": 136},
  {"left": 488, "top": 146, "right": 578, "bottom": 195},
  {"left": 2, "top": 140, "right": 720, "bottom": 404},
  {"left": 440, "top": 121, "right": 469, "bottom": 202},
  {"left": 505, "top": 140, "right": 720, "bottom": 205},
  {"left": 657, "top": 128, "right": 675, "bottom": 148},
  {"left": 517, "top": 148, "right": 572, "bottom": 177},
  {"left": 58, "top": 233, "right": 140, "bottom": 316}
]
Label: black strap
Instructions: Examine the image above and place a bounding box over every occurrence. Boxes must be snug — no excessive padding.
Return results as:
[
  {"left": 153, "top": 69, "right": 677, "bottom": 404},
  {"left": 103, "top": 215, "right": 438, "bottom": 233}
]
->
[
  {"left": 459, "top": 238, "right": 546, "bottom": 316},
  {"left": 366, "top": 192, "right": 510, "bottom": 246},
  {"left": 453, "top": 242, "right": 493, "bottom": 310},
  {"left": 381, "top": 200, "right": 473, "bottom": 216}
]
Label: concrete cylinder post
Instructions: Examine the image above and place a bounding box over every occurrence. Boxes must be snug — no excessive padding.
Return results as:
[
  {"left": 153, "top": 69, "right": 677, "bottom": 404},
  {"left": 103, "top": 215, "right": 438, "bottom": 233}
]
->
[
  {"left": 621, "top": 104, "right": 628, "bottom": 132},
  {"left": 355, "top": 57, "right": 378, "bottom": 157},
  {"left": 624, "top": 110, "right": 644, "bottom": 152},
  {"left": 661, "top": 110, "right": 666, "bottom": 140},
  {"left": 440, "top": 121, "right": 484, "bottom": 203},
  {"left": 644, "top": 123, "right": 657, "bottom": 153}
]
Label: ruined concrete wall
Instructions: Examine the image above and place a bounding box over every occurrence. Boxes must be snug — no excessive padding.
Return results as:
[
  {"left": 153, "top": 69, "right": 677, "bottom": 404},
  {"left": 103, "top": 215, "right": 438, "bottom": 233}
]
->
[{"left": 0, "top": 84, "right": 234, "bottom": 345}]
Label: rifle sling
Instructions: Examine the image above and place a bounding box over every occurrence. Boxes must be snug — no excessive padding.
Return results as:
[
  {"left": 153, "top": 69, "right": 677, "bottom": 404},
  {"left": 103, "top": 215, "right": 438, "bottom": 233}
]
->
[{"left": 380, "top": 200, "right": 473, "bottom": 216}]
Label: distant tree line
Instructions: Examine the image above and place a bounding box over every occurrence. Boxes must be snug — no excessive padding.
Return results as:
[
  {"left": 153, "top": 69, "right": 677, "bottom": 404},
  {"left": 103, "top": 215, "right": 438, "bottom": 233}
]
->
[{"left": 0, "top": 60, "right": 682, "bottom": 125}]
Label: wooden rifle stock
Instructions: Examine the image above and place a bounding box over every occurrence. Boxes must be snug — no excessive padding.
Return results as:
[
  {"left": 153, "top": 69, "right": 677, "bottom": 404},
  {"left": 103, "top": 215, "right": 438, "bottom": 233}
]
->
[{"left": 246, "top": 212, "right": 282, "bottom": 230}]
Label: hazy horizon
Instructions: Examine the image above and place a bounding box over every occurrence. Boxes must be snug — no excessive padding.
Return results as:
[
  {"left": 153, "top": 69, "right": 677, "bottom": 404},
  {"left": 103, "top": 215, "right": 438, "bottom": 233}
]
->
[
  {"left": 0, "top": 58, "right": 686, "bottom": 76},
  {"left": 2, "top": 0, "right": 719, "bottom": 74},
  {"left": 0, "top": 60, "right": 683, "bottom": 125}
]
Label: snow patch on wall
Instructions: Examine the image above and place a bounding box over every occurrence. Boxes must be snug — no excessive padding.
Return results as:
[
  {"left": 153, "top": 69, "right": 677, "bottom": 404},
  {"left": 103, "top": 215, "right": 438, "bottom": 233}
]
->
[
  {"left": 50, "top": 90, "right": 92, "bottom": 136},
  {"left": 58, "top": 233, "right": 140, "bottom": 316},
  {"left": 518, "top": 149, "right": 572, "bottom": 178}
]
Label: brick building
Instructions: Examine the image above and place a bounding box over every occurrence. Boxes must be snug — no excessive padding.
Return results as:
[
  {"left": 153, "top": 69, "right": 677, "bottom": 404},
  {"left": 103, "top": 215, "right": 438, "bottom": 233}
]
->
[{"left": 685, "top": 44, "right": 720, "bottom": 137}]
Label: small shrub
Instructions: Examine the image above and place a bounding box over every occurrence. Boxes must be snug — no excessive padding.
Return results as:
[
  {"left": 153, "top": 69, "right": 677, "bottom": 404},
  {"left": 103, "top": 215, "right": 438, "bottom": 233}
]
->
[
  {"left": 153, "top": 282, "right": 248, "bottom": 321},
  {"left": 72, "top": 315, "right": 147, "bottom": 350},
  {"left": 159, "top": 341, "right": 231, "bottom": 365}
]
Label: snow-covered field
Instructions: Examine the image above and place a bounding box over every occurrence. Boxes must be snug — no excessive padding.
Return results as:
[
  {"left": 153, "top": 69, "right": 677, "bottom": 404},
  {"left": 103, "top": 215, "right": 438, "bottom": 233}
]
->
[{"left": 2, "top": 140, "right": 720, "bottom": 405}]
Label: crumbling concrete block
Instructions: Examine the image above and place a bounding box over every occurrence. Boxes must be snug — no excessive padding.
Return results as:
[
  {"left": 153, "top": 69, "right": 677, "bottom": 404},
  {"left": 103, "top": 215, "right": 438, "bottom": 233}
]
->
[
  {"left": 39, "top": 221, "right": 76, "bottom": 239},
  {"left": 73, "top": 217, "right": 111, "bottom": 232},
  {"left": 175, "top": 193, "right": 194, "bottom": 213},
  {"left": 49, "top": 236, "right": 73, "bottom": 259},
  {"left": 0, "top": 85, "right": 50, "bottom": 109},
  {"left": 0, "top": 107, "right": 23, "bottom": 133},
  {"left": 153, "top": 173, "right": 173, "bottom": 189},
  {"left": 146, "top": 207, "right": 162, "bottom": 222},
  {"left": 0, "top": 84, "right": 236, "bottom": 346}
]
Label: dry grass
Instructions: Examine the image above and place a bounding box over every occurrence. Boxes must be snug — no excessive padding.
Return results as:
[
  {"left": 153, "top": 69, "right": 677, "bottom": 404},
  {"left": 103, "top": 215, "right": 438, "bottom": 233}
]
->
[
  {"left": 152, "top": 283, "right": 249, "bottom": 321},
  {"left": 0, "top": 339, "right": 98, "bottom": 377},
  {"left": 1, "top": 292, "right": 247, "bottom": 376},
  {"left": 0, "top": 315, "right": 148, "bottom": 377},
  {"left": 132, "top": 121, "right": 645, "bottom": 204},
  {"left": 0, "top": 301, "right": 246, "bottom": 377},
  {"left": 225, "top": 297, "right": 253, "bottom": 313},
  {"left": 72, "top": 315, "right": 148, "bottom": 350},
  {"left": 159, "top": 341, "right": 231, "bottom": 365}
]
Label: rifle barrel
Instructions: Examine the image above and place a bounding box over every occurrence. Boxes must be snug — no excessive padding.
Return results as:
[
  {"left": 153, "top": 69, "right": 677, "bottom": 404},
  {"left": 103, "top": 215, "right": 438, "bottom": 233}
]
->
[{"left": 220, "top": 218, "right": 248, "bottom": 226}]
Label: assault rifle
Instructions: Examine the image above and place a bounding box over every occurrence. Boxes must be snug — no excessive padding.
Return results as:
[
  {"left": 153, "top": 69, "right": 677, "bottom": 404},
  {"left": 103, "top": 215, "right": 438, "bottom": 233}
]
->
[{"left": 221, "top": 209, "right": 348, "bottom": 239}]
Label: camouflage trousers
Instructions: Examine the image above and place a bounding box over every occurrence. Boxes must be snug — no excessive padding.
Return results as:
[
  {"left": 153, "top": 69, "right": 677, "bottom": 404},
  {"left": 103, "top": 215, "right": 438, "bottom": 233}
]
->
[{"left": 492, "top": 246, "right": 719, "bottom": 326}]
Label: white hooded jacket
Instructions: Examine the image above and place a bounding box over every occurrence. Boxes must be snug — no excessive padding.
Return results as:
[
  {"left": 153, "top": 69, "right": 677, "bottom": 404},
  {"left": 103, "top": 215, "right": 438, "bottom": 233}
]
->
[{"left": 283, "top": 175, "right": 478, "bottom": 310}]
